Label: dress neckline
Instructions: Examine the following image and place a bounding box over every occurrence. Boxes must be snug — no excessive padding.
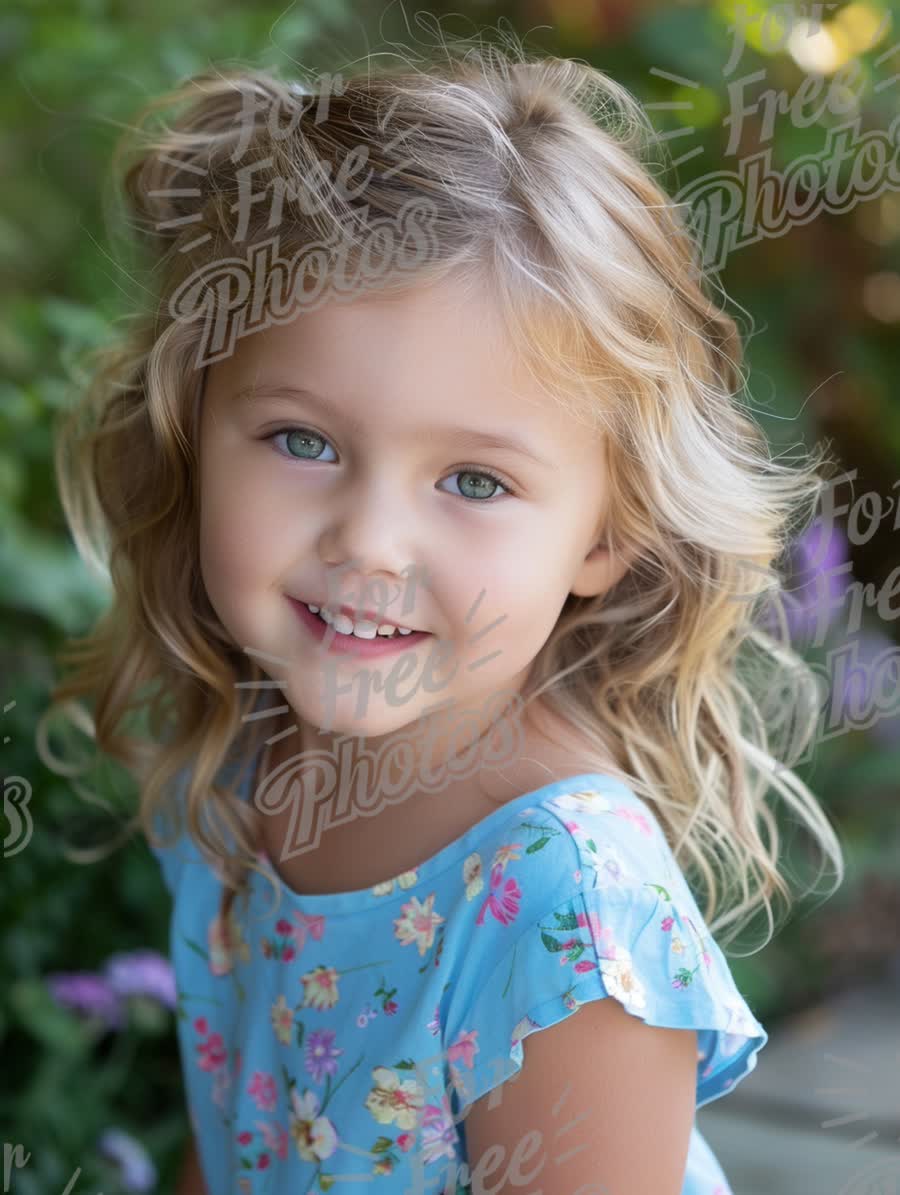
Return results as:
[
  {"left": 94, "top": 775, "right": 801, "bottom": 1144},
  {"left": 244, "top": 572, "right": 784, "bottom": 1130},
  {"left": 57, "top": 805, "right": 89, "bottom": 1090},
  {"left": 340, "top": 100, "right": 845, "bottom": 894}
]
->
[{"left": 238, "top": 752, "right": 634, "bottom": 916}]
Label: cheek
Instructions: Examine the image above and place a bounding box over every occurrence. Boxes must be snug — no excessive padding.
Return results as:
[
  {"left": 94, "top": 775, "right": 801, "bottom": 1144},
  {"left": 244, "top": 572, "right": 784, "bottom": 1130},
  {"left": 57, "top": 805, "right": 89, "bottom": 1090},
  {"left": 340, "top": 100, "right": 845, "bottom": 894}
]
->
[
  {"left": 459, "top": 546, "right": 559, "bottom": 653},
  {"left": 198, "top": 449, "right": 286, "bottom": 619}
]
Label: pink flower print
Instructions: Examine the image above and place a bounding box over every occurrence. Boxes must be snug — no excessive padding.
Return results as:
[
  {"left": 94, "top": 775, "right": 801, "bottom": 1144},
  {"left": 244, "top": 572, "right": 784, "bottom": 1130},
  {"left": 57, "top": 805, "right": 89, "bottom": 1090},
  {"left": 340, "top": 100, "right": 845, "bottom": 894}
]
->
[
  {"left": 288, "top": 1088, "right": 339, "bottom": 1162},
  {"left": 474, "top": 864, "right": 522, "bottom": 927},
  {"left": 193, "top": 1016, "right": 208, "bottom": 1035},
  {"left": 237, "top": 1131, "right": 252, "bottom": 1146},
  {"left": 578, "top": 909, "right": 616, "bottom": 959},
  {"left": 396, "top": 1133, "right": 414, "bottom": 1152},
  {"left": 419, "top": 1094, "right": 458, "bottom": 1165},
  {"left": 257, "top": 1154, "right": 270, "bottom": 1170},
  {"left": 393, "top": 894, "right": 446, "bottom": 957},
  {"left": 558, "top": 931, "right": 598, "bottom": 974},
  {"left": 614, "top": 806, "right": 653, "bottom": 836},
  {"left": 290, "top": 912, "right": 326, "bottom": 953},
  {"left": 263, "top": 918, "right": 302, "bottom": 963},
  {"left": 300, "top": 965, "right": 340, "bottom": 1010},
  {"left": 384, "top": 999, "right": 398, "bottom": 1015},
  {"left": 248, "top": 1071, "right": 278, "bottom": 1111},
  {"left": 196, "top": 1031, "right": 227, "bottom": 1073},
  {"left": 446, "top": 1029, "right": 478, "bottom": 1071},
  {"left": 256, "top": 1120, "right": 289, "bottom": 1161},
  {"left": 270, "top": 994, "right": 294, "bottom": 1045},
  {"left": 661, "top": 916, "right": 674, "bottom": 932},
  {"left": 305, "top": 1028, "right": 343, "bottom": 1083}
]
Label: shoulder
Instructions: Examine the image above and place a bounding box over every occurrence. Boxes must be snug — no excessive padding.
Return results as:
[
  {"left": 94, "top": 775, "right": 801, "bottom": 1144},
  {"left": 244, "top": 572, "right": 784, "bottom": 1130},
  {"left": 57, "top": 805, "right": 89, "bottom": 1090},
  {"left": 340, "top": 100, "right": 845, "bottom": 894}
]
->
[
  {"left": 442, "top": 773, "right": 767, "bottom": 1126},
  {"left": 455, "top": 774, "right": 673, "bottom": 933}
]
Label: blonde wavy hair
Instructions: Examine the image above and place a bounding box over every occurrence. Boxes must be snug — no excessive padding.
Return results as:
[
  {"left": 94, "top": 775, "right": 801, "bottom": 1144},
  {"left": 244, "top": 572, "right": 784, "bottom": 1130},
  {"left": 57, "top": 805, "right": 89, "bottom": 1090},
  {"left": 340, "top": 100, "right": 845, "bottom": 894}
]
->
[{"left": 38, "top": 32, "right": 845, "bottom": 949}]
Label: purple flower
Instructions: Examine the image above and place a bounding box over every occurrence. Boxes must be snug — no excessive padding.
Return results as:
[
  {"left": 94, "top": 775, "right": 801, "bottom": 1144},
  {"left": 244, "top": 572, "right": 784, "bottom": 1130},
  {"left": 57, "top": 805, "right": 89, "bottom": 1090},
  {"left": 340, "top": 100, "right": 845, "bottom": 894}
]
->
[
  {"left": 103, "top": 950, "right": 176, "bottom": 1010},
  {"left": 759, "top": 518, "right": 853, "bottom": 647},
  {"left": 46, "top": 972, "right": 125, "bottom": 1030},
  {"left": 97, "top": 1128, "right": 157, "bottom": 1192},
  {"left": 304, "top": 1028, "right": 343, "bottom": 1083}
]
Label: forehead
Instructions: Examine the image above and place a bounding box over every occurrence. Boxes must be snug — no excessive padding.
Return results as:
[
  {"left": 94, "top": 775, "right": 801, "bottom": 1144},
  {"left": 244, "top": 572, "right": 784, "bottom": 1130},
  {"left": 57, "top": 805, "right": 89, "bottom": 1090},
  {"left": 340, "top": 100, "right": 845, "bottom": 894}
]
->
[{"left": 205, "top": 277, "right": 599, "bottom": 452}]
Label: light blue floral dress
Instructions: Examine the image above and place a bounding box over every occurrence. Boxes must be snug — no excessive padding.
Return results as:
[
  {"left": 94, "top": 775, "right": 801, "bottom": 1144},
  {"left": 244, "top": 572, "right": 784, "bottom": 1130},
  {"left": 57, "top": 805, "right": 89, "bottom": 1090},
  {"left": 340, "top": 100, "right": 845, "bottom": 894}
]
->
[{"left": 149, "top": 754, "right": 767, "bottom": 1194}]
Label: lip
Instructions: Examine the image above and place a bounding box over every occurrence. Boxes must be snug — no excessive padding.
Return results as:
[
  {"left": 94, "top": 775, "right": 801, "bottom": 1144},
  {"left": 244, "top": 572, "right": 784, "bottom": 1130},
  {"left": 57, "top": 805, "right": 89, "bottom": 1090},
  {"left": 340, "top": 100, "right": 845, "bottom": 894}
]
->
[{"left": 287, "top": 596, "right": 433, "bottom": 657}]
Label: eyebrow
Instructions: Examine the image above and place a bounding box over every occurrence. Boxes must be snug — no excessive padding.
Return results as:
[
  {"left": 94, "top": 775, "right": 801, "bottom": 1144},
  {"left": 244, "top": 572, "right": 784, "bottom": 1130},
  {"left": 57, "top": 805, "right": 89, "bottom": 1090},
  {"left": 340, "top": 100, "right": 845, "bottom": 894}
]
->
[{"left": 232, "top": 382, "right": 556, "bottom": 470}]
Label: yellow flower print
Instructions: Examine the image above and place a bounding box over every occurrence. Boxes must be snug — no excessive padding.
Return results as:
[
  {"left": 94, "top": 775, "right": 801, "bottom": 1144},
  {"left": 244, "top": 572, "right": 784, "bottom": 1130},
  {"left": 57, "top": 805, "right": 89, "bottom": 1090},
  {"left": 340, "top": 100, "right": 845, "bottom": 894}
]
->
[
  {"left": 372, "top": 869, "right": 420, "bottom": 898},
  {"left": 364, "top": 1065, "right": 425, "bottom": 1131},
  {"left": 271, "top": 994, "right": 294, "bottom": 1045},
  {"left": 393, "top": 893, "right": 445, "bottom": 957},
  {"left": 598, "top": 948, "right": 648, "bottom": 1014},
  {"left": 568, "top": 789, "right": 612, "bottom": 809},
  {"left": 207, "top": 909, "right": 250, "bottom": 976},
  {"left": 288, "top": 1087, "right": 339, "bottom": 1162},
  {"left": 492, "top": 843, "right": 522, "bottom": 869},
  {"left": 462, "top": 853, "right": 484, "bottom": 901},
  {"left": 671, "top": 936, "right": 685, "bottom": 954},
  {"left": 300, "top": 965, "right": 340, "bottom": 1010}
]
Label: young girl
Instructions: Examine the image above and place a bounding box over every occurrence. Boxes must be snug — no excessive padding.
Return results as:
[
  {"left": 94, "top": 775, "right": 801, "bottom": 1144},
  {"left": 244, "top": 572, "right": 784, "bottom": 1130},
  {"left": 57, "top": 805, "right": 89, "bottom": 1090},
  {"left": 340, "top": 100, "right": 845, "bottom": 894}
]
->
[{"left": 42, "top": 36, "right": 845, "bottom": 1195}]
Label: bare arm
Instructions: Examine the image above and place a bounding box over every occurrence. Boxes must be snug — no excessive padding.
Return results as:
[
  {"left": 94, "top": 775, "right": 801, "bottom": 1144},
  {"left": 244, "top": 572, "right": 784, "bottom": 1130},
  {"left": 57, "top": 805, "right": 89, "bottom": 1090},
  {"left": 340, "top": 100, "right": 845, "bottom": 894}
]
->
[
  {"left": 464, "top": 995, "right": 697, "bottom": 1195},
  {"left": 175, "top": 1132, "right": 209, "bottom": 1195}
]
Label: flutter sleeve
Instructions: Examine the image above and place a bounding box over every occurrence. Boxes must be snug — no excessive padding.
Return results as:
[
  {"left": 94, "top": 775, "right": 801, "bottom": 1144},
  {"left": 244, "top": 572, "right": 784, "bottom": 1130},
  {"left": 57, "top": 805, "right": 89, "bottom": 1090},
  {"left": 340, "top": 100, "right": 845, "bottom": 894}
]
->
[{"left": 443, "top": 785, "right": 768, "bottom": 1119}]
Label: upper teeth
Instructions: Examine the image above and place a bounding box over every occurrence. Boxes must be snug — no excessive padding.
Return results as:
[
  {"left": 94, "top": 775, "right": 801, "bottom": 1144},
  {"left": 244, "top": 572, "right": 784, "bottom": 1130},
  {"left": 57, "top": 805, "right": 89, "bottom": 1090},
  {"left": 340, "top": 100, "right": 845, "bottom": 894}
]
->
[{"left": 304, "top": 603, "right": 415, "bottom": 639}]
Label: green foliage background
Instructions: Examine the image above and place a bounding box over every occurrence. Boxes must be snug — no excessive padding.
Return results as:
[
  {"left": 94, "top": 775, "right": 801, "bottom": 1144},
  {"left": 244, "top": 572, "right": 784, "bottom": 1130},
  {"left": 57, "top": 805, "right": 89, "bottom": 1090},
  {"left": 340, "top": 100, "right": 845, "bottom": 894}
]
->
[{"left": 2, "top": 0, "right": 899, "bottom": 1188}]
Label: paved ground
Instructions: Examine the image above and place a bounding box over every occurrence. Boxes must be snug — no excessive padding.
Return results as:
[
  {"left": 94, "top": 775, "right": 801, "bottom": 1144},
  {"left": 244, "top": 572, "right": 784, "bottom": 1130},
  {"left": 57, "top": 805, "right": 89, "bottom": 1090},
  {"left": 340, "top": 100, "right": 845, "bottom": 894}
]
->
[{"left": 697, "top": 974, "right": 900, "bottom": 1194}]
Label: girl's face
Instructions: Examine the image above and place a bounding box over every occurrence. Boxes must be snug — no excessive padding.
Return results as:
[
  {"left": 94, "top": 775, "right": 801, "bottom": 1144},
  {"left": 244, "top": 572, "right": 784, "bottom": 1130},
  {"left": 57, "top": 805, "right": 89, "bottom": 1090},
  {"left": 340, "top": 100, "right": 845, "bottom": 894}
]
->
[{"left": 197, "top": 274, "right": 627, "bottom": 747}]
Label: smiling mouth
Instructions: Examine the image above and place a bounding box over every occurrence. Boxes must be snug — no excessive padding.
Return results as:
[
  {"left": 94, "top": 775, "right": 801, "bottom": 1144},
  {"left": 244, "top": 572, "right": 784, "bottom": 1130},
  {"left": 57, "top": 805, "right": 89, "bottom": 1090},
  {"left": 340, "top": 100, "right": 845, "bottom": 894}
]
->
[{"left": 290, "top": 597, "right": 431, "bottom": 642}]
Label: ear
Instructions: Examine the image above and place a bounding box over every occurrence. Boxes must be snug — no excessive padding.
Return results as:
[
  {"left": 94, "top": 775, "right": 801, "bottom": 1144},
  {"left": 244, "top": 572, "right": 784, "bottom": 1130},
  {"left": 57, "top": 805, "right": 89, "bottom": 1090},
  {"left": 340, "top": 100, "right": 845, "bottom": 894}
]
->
[{"left": 569, "top": 532, "right": 632, "bottom": 599}]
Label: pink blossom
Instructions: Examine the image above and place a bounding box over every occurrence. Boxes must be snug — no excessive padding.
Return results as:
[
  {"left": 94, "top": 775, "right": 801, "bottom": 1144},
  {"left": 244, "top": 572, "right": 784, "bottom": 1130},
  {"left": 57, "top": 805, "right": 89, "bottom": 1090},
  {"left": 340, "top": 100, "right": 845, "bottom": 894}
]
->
[
  {"left": 447, "top": 1030, "right": 477, "bottom": 1070},
  {"left": 197, "top": 1032, "right": 227, "bottom": 1072},
  {"left": 248, "top": 1071, "right": 278, "bottom": 1111}
]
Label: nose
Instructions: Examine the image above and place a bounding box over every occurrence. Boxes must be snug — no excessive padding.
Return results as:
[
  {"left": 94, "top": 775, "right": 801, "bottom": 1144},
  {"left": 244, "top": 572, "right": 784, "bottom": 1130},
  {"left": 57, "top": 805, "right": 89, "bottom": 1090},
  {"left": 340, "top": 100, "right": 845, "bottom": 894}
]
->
[{"left": 315, "top": 479, "right": 428, "bottom": 615}]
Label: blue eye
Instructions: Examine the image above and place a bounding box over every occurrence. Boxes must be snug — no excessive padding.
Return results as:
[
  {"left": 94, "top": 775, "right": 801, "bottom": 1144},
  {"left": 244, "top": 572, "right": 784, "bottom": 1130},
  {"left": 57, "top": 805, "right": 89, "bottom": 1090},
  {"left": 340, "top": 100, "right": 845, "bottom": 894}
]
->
[{"left": 264, "top": 426, "right": 515, "bottom": 503}]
